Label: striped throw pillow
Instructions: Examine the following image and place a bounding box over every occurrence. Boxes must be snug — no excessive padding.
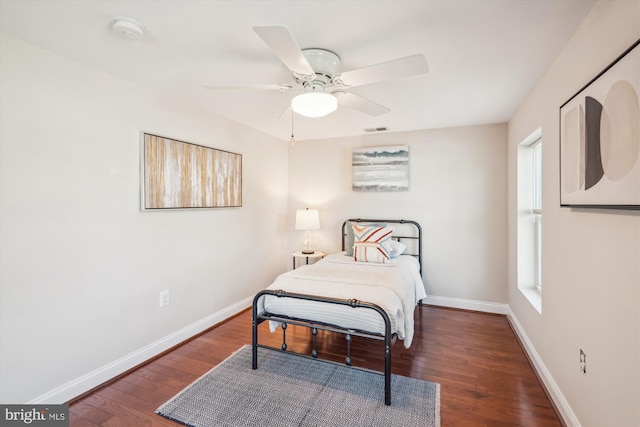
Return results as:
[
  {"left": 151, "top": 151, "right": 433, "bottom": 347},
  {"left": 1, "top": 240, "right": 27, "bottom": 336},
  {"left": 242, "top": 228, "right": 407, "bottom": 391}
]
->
[
  {"left": 345, "top": 221, "right": 386, "bottom": 256},
  {"left": 352, "top": 225, "right": 394, "bottom": 263}
]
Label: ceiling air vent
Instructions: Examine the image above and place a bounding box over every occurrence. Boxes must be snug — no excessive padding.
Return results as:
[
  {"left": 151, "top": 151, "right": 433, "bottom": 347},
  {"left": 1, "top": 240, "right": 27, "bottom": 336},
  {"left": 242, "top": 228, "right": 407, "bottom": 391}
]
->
[{"left": 363, "top": 127, "right": 389, "bottom": 133}]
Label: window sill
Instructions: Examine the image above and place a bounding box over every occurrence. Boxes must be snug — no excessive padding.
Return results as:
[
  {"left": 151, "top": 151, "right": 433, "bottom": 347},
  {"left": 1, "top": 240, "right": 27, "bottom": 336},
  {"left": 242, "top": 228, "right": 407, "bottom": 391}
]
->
[{"left": 519, "top": 286, "right": 541, "bottom": 314}]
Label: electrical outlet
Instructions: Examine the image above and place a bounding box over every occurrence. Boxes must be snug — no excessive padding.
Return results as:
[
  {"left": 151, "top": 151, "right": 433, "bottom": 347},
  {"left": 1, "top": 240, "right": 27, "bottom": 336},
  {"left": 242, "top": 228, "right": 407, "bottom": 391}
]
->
[
  {"left": 579, "top": 349, "right": 586, "bottom": 374},
  {"left": 159, "top": 290, "right": 169, "bottom": 308}
]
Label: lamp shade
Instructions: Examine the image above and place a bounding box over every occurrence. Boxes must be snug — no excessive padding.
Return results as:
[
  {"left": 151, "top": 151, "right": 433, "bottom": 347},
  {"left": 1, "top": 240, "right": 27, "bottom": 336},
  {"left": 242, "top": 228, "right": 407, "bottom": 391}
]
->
[
  {"left": 291, "top": 92, "right": 337, "bottom": 118},
  {"left": 295, "top": 208, "right": 320, "bottom": 230}
]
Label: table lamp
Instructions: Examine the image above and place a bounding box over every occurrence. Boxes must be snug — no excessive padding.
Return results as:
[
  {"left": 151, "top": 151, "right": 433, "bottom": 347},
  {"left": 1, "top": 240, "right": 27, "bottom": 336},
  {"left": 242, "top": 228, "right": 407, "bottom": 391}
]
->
[{"left": 295, "top": 208, "right": 320, "bottom": 254}]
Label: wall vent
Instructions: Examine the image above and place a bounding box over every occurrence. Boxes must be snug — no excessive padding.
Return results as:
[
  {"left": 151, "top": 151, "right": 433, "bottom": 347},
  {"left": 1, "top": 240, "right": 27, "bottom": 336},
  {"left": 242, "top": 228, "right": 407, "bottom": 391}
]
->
[{"left": 363, "top": 127, "right": 389, "bottom": 133}]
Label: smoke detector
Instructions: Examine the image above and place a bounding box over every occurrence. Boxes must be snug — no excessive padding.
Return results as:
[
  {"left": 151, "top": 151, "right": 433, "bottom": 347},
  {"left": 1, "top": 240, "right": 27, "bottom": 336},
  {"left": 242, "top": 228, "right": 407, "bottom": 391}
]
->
[{"left": 111, "top": 17, "right": 145, "bottom": 40}]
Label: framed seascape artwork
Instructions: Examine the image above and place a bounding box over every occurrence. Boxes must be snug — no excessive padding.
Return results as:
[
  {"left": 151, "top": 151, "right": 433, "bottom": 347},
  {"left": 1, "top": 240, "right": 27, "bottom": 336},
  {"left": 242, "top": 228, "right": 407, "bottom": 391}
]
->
[
  {"left": 559, "top": 39, "right": 640, "bottom": 209},
  {"left": 352, "top": 145, "right": 409, "bottom": 191},
  {"left": 141, "top": 133, "right": 242, "bottom": 210}
]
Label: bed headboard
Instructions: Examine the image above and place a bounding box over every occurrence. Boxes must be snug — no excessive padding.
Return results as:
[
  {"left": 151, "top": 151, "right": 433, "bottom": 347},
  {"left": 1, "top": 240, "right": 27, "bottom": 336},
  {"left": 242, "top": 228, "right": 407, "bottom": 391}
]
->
[{"left": 341, "top": 218, "right": 422, "bottom": 276}]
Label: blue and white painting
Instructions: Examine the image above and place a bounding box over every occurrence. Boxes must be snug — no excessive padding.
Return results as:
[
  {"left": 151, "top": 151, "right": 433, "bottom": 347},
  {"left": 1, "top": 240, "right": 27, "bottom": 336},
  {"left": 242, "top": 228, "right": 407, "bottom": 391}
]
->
[{"left": 352, "top": 145, "right": 409, "bottom": 191}]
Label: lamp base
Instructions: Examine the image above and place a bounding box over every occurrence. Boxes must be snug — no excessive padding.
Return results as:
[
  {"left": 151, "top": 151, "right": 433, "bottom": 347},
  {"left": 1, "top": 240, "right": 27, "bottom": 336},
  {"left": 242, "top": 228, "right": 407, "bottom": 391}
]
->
[{"left": 301, "top": 249, "right": 315, "bottom": 255}]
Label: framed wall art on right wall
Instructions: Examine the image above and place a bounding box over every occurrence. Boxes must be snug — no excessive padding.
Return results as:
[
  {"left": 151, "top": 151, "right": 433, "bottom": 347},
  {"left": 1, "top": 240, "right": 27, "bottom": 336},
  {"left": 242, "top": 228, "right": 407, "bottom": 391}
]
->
[{"left": 559, "top": 39, "right": 640, "bottom": 210}]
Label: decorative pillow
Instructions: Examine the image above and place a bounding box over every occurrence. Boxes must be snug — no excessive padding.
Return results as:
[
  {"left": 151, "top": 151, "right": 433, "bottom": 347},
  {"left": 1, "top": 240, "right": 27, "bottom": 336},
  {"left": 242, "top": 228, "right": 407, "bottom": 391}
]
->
[
  {"left": 344, "top": 221, "right": 386, "bottom": 256},
  {"left": 388, "top": 240, "right": 407, "bottom": 258},
  {"left": 353, "top": 241, "right": 391, "bottom": 263},
  {"left": 352, "top": 225, "right": 394, "bottom": 263}
]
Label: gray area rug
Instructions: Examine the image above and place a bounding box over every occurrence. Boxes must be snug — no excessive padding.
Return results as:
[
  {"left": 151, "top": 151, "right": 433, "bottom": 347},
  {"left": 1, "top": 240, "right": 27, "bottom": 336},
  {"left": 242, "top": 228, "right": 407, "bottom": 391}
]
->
[{"left": 156, "top": 345, "right": 440, "bottom": 427}]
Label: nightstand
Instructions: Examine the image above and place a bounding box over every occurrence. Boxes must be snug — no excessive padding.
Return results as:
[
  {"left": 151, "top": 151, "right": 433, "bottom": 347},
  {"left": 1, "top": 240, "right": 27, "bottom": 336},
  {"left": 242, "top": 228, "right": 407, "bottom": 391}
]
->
[{"left": 292, "top": 251, "right": 325, "bottom": 269}]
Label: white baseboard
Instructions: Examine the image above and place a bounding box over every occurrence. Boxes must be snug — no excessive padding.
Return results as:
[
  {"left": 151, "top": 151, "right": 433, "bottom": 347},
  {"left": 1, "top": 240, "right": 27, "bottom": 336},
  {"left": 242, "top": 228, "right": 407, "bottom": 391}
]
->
[
  {"left": 506, "top": 307, "right": 580, "bottom": 427},
  {"left": 29, "top": 296, "right": 253, "bottom": 404},
  {"left": 423, "top": 295, "right": 508, "bottom": 314}
]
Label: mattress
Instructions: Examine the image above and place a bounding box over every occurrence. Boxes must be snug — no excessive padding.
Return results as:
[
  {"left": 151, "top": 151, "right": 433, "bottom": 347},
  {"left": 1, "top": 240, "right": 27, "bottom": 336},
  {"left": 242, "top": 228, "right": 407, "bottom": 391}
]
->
[{"left": 256, "top": 252, "right": 426, "bottom": 348}]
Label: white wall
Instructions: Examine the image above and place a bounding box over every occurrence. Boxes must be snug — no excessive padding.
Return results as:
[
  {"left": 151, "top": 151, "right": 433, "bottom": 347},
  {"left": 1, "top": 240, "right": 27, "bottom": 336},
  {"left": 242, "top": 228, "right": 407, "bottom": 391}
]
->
[
  {"left": 288, "top": 124, "right": 508, "bottom": 309},
  {"left": 0, "top": 34, "right": 289, "bottom": 403},
  {"left": 507, "top": 1, "right": 640, "bottom": 426}
]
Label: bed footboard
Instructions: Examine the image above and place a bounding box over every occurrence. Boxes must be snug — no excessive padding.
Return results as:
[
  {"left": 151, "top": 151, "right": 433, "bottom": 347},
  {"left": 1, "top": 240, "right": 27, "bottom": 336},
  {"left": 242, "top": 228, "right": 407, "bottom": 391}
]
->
[{"left": 252, "top": 289, "right": 393, "bottom": 405}]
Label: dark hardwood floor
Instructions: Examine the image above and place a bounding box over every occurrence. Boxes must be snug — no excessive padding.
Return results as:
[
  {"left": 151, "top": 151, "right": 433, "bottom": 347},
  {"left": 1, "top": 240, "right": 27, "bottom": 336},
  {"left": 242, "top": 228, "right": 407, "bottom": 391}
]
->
[{"left": 69, "top": 305, "right": 562, "bottom": 426}]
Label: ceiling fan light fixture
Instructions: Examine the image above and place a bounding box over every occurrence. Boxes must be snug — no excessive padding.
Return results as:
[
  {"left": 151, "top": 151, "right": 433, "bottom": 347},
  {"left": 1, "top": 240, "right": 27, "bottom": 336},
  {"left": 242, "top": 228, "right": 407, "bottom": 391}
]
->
[{"left": 291, "top": 92, "right": 337, "bottom": 118}]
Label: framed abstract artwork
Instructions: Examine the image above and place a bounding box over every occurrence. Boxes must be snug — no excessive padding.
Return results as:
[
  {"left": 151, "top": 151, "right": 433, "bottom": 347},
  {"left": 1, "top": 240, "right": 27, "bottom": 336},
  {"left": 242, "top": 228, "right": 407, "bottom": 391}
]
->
[
  {"left": 559, "top": 39, "right": 639, "bottom": 209},
  {"left": 352, "top": 145, "right": 409, "bottom": 191},
  {"left": 141, "top": 133, "right": 242, "bottom": 210}
]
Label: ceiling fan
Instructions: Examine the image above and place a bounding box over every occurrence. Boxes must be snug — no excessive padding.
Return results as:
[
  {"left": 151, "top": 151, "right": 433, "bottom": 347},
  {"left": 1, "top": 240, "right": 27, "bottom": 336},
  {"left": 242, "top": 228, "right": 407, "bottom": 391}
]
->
[{"left": 203, "top": 26, "right": 429, "bottom": 118}]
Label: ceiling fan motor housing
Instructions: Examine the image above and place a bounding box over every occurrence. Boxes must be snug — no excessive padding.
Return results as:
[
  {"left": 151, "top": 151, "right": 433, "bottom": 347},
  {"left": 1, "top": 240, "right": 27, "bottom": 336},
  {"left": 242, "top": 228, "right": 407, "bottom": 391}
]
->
[{"left": 297, "top": 48, "right": 341, "bottom": 87}]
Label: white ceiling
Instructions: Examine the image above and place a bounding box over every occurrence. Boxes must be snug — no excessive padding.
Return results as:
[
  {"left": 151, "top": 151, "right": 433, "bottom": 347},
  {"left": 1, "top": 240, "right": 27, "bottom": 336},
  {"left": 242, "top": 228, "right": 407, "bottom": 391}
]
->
[{"left": 0, "top": 0, "right": 596, "bottom": 141}]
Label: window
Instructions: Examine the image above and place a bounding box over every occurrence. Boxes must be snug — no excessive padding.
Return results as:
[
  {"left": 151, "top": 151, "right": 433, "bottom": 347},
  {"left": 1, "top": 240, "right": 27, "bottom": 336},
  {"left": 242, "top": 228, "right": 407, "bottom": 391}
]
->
[
  {"left": 517, "top": 128, "right": 542, "bottom": 313},
  {"left": 531, "top": 139, "right": 542, "bottom": 291}
]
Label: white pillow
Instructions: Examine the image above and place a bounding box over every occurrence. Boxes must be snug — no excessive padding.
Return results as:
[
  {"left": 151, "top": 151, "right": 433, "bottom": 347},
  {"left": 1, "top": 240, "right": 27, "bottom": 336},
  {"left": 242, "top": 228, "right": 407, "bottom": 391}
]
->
[{"left": 387, "top": 240, "right": 407, "bottom": 258}]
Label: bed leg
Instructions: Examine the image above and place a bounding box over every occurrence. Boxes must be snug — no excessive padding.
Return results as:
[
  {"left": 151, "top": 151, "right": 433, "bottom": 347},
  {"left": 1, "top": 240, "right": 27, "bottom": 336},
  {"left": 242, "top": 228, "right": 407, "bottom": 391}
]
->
[
  {"left": 384, "top": 343, "right": 391, "bottom": 405},
  {"left": 311, "top": 328, "right": 318, "bottom": 358},
  {"left": 281, "top": 322, "right": 288, "bottom": 351},
  {"left": 251, "top": 308, "right": 258, "bottom": 370},
  {"left": 345, "top": 334, "right": 352, "bottom": 366}
]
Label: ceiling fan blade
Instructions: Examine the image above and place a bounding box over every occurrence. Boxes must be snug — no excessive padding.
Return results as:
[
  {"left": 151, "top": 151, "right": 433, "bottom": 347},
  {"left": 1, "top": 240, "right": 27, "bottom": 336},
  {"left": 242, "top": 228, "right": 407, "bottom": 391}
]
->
[
  {"left": 334, "top": 54, "right": 428, "bottom": 88},
  {"left": 202, "top": 83, "right": 292, "bottom": 91},
  {"left": 253, "top": 26, "right": 315, "bottom": 81},
  {"left": 333, "top": 91, "right": 390, "bottom": 116}
]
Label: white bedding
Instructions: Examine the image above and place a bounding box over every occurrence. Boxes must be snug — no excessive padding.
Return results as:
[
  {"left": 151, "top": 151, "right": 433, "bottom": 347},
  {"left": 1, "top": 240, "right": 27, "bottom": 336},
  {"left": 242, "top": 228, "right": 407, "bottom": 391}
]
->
[{"left": 256, "top": 252, "right": 427, "bottom": 348}]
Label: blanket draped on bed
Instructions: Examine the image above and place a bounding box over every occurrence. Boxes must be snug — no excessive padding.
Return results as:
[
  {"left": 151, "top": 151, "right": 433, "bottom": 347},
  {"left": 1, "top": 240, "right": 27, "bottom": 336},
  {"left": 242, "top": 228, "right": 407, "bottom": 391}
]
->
[{"left": 257, "top": 253, "right": 426, "bottom": 348}]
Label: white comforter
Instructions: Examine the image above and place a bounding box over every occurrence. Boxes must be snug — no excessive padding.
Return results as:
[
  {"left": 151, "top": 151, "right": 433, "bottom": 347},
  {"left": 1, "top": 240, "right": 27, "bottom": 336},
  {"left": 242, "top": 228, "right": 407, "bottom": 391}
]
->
[{"left": 256, "top": 253, "right": 426, "bottom": 348}]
